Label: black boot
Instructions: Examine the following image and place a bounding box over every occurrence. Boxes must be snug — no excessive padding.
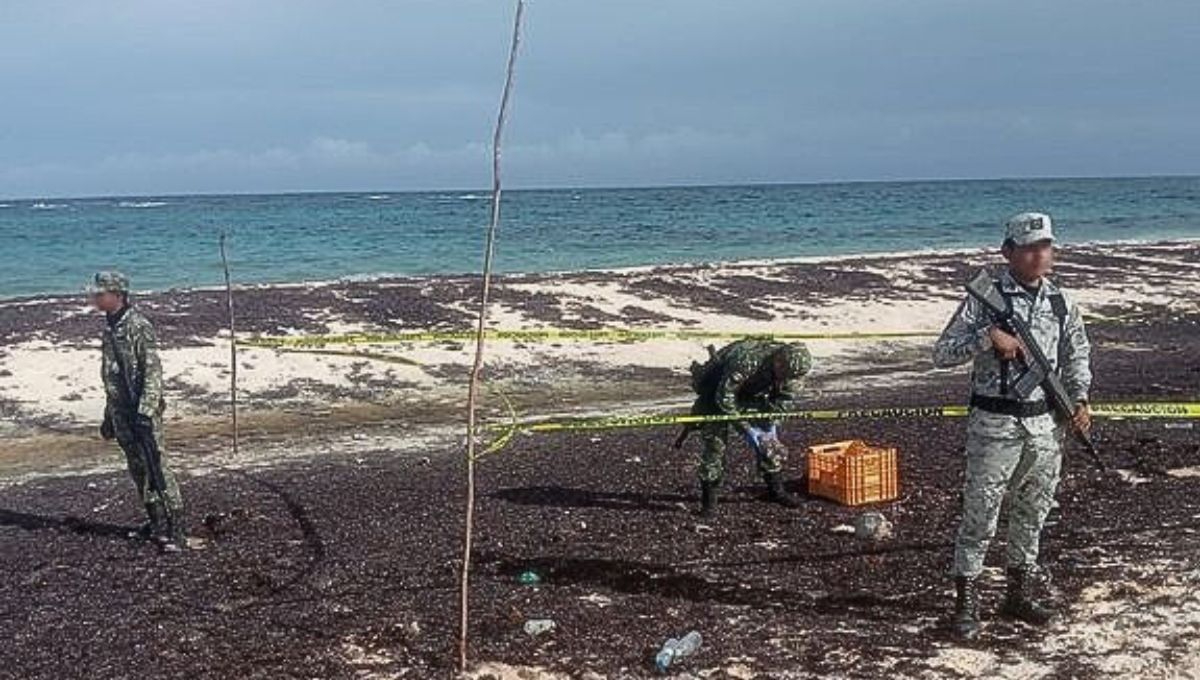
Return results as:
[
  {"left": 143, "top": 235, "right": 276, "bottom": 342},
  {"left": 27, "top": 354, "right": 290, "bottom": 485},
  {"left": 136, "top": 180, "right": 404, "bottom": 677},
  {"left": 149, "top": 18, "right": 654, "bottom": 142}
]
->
[
  {"left": 699, "top": 480, "right": 719, "bottom": 518},
  {"left": 999, "top": 567, "right": 1054, "bottom": 626},
  {"left": 764, "top": 473, "right": 799, "bottom": 508},
  {"left": 952, "top": 576, "right": 981, "bottom": 640},
  {"left": 166, "top": 510, "right": 188, "bottom": 552},
  {"left": 152, "top": 506, "right": 187, "bottom": 553},
  {"left": 129, "top": 503, "right": 164, "bottom": 541}
]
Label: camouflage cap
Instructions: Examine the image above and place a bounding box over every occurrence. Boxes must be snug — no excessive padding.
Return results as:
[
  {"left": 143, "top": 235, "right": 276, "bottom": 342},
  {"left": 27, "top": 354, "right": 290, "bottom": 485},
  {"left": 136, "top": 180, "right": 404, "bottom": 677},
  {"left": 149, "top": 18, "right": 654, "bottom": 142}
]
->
[
  {"left": 778, "top": 343, "right": 813, "bottom": 378},
  {"left": 1004, "top": 212, "right": 1055, "bottom": 247},
  {"left": 86, "top": 271, "right": 130, "bottom": 295}
]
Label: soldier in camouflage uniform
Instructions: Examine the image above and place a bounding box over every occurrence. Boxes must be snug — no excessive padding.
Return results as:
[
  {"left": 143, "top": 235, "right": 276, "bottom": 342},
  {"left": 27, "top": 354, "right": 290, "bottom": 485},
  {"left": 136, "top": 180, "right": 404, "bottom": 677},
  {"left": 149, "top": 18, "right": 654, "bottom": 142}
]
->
[
  {"left": 932, "top": 213, "right": 1092, "bottom": 639},
  {"left": 89, "top": 271, "right": 186, "bottom": 551},
  {"left": 683, "top": 338, "right": 813, "bottom": 517}
]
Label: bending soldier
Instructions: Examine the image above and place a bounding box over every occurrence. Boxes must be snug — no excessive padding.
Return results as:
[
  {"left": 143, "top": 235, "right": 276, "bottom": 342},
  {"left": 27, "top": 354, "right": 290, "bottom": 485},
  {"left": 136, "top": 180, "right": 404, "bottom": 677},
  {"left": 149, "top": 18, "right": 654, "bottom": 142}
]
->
[{"left": 681, "top": 338, "right": 812, "bottom": 517}]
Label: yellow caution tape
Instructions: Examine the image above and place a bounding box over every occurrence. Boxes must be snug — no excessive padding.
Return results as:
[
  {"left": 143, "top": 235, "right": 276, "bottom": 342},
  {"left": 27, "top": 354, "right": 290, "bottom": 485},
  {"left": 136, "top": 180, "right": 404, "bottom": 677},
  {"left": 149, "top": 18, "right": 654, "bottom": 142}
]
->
[
  {"left": 475, "top": 383, "right": 521, "bottom": 461},
  {"left": 241, "top": 298, "right": 1151, "bottom": 349},
  {"left": 501, "top": 401, "right": 1200, "bottom": 435},
  {"left": 1092, "top": 402, "right": 1200, "bottom": 418},
  {"left": 267, "top": 346, "right": 422, "bottom": 366},
  {"left": 244, "top": 327, "right": 939, "bottom": 348}
]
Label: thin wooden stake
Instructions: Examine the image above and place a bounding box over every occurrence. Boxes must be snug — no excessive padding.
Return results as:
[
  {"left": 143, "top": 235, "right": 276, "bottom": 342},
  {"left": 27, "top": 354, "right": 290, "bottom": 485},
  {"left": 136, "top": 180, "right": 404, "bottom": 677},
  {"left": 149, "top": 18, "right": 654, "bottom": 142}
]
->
[
  {"left": 219, "top": 231, "right": 240, "bottom": 457},
  {"left": 460, "top": 0, "right": 525, "bottom": 672}
]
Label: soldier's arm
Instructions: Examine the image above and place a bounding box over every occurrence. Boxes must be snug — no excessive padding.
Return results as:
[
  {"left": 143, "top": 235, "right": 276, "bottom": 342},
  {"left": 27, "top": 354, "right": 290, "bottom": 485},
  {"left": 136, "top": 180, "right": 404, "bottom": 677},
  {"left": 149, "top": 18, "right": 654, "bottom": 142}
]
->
[
  {"left": 714, "top": 357, "right": 754, "bottom": 430},
  {"left": 1059, "top": 295, "right": 1092, "bottom": 404},
  {"left": 932, "top": 295, "right": 993, "bottom": 368},
  {"left": 134, "top": 319, "right": 164, "bottom": 420},
  {"left": 769, "top": 378, "right": 802, "bottom": 414}
]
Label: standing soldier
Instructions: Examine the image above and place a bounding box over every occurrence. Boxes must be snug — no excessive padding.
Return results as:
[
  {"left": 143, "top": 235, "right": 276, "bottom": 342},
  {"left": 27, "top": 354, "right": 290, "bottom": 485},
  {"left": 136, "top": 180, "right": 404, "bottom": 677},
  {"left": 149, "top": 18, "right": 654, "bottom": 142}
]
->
[
  {"left": 933, "top": 213, "right": 1092, "bottom": 639},
  {"left": 88, "top": 271, "right": 187, "bottom": 552},
  {"left": 677, "top": 338, "right": 813, "bottom": 517}
]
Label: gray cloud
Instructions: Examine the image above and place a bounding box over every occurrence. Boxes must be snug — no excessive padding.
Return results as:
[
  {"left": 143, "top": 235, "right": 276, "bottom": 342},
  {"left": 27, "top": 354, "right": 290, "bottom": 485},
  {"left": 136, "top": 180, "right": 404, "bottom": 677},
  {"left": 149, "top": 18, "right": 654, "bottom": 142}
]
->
[{"left": 1, "top": 0, "right": 1197, "bottom": 197}]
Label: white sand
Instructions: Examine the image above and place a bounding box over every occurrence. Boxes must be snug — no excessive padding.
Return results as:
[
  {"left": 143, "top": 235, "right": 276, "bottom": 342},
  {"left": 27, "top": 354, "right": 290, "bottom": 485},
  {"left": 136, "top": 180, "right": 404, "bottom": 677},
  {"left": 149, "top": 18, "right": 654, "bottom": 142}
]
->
[{"left": 2, "top": 241, "right": 1197, "bottom": 435}]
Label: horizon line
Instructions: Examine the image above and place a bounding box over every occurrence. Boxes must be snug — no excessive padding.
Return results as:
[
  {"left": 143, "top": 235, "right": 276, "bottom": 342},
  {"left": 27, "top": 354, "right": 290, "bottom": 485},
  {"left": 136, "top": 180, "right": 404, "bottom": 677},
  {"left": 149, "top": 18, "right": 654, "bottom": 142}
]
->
[{"left": 3, "top": 172, "right": 1198, "bottom": 203}]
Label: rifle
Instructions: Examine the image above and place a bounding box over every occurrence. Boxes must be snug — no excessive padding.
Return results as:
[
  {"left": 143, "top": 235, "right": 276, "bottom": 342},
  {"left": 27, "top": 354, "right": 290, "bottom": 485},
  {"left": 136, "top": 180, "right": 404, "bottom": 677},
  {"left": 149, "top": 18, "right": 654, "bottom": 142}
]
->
[
  {"left": 110, "top": 342, "right": 177, "bottom": 539},
  {"left": 965, "top": 270, "right": 1106, "bottom": 472}
]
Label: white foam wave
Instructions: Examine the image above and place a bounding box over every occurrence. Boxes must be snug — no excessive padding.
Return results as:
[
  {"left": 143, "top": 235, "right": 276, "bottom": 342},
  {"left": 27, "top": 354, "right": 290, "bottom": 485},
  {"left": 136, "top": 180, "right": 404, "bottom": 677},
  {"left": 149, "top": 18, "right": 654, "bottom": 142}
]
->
[
  {"left": 30, "top": 202, "right": 67, "bottom": 210},
  {"left": 366, "top": 195, "right": 390, "bottom": 200},
  {"left": 117, "top": 201, "right": 168, "bottom": 208},
  {"left": 459, "top": 193, "right": 486, "bottom": 200}
]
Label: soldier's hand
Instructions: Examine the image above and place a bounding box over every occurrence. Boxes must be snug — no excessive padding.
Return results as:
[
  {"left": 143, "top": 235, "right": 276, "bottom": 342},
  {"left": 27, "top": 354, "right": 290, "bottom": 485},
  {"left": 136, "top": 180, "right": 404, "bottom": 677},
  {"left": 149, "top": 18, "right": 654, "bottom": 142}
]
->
[
  {"left": 1071, "top": 403, "right": 1092, "bottom": 434},
  {"left": 988, "top": 326, "right": 1024, "bottom": 361}
]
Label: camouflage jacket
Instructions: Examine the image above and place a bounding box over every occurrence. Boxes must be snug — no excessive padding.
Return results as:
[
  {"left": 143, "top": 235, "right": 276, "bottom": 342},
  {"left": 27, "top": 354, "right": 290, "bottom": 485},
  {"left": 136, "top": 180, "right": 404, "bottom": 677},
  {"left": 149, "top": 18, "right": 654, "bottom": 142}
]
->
[
  {"left": 706, "top": 338, "right": 811, "bottom": 424},
  {"left": 932, "top": 270, "right": 1091, "bottom": 405},
  {"left": 101, "top": 306, "right": 165, "bottom": 419}
]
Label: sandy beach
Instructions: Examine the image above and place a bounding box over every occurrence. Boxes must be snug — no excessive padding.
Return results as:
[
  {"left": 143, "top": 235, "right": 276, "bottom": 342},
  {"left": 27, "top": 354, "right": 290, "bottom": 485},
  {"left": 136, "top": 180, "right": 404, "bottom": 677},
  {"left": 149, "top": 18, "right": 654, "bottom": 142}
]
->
[{"left": 1, "top": 239, "right": 1199, "bottom": 678}]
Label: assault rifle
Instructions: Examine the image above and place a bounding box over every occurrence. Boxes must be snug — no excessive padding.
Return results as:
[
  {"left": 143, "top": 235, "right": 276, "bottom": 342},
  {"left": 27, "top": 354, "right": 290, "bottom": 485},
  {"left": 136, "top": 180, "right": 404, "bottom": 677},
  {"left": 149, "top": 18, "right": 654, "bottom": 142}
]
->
[{"left": 965, "top": 270, "right": 1106, "bottom": 472}]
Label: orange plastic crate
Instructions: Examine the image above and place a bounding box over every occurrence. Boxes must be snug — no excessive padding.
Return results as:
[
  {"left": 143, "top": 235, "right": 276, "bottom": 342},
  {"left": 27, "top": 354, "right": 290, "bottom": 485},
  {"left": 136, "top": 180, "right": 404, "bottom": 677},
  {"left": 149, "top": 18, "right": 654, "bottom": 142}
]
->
[{"left": 807, "top": 440, "right": 899, "bottom": 506}]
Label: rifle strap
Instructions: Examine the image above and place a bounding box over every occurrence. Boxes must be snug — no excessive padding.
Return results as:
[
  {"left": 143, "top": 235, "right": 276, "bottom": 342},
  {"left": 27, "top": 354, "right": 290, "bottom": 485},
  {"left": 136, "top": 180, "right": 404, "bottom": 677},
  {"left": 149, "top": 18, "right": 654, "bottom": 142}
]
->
[
  {"left": 108, "top": 328, "right": 140, "bottom": 408},
  {"left": 998, "top": 283, "right": 1015, "bottom": 395}
]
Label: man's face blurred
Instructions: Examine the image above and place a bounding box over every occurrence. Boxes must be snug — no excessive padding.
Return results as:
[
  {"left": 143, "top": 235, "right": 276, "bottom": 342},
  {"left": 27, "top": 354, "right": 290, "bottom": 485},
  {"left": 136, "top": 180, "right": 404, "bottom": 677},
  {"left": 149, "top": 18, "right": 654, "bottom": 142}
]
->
[
  {"left": 89, "top": 291, "right": 123, "bottom": 313},
  {"left": 1004, "top": 240, "right": 1055, "bottom": 282}
]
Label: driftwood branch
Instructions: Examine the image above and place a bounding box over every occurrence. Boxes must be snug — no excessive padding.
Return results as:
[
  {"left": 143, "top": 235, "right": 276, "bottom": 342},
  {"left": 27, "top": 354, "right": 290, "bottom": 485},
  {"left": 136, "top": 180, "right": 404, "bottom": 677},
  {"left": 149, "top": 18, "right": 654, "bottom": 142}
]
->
[
  {"left": 219, "top": 231, "right": 239, "bottom": 457},
  {"left": 459, "top": 0, "right": 525, "bottom": 672}
]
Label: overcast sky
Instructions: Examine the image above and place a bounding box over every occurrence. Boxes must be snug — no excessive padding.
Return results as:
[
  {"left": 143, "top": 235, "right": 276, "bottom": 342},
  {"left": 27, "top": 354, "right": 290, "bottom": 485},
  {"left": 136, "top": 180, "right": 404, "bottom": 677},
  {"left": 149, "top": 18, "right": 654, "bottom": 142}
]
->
[{"left": 2, "top": 0, "right": 1197, "bottom": 198}]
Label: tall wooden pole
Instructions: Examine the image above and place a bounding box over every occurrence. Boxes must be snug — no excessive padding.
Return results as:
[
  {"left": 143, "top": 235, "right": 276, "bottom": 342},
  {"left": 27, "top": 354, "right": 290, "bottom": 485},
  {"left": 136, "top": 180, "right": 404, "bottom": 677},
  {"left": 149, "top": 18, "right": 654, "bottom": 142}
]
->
[
  {"left": 219, "top": 231, "right": 240, "bottom": 457},
  {"left": 459, "top": 0, "right": 525, "bottom": 671}
]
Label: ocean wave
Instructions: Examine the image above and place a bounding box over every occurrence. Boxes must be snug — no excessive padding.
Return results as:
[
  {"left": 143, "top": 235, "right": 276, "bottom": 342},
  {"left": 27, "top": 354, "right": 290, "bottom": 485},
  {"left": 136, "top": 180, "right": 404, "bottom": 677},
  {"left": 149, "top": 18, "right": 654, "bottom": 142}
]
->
[
  {"left": 30, "top": 202, "right": 67, "bottom": 210},
  {"left": 117, "top": 201, "right": 169, "bottom": 208},
  {"left": 459, "top": 193, "right": 486, "bottom": 200},
  {"left": 366, "top": 195, "right": 390, "bottom": 201}
]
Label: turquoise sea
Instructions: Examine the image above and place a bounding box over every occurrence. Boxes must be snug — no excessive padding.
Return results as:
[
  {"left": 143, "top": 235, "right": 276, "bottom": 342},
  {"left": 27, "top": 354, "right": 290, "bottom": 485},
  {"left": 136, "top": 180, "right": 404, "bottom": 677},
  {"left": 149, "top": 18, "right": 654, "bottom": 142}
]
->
[{"left": 1, "top": 176, "right": 1198, "bottom": 299}]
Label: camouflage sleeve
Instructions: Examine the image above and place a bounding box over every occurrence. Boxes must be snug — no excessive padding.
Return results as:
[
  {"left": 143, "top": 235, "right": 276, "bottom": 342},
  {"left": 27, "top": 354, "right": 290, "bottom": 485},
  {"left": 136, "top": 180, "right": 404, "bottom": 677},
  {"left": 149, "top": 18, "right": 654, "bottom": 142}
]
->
[
  {"left": 772, "top": 381, "right": 801, "bottom": 407},
  {"left": 714, "top": 353, "right": 756, "bottom": 429},
  {"left": 133, "top": 318, "right": 164, "bottom": 419},
  {"left": 1059, "top": 294, "right": 1092, "bottom": 404},
  {"left": 763, "top": 380, "right": 799, "bottom": 429},
  {"left": 932, "top": 295, "right": 993, "bottom": 368}
]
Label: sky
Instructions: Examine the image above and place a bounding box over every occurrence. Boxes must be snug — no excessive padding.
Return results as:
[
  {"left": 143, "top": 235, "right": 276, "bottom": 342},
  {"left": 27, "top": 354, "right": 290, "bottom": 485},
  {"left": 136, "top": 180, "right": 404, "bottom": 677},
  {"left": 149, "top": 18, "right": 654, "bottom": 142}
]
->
[{"left": 1, "top": 0, "right": 1198, "bottom": 198}]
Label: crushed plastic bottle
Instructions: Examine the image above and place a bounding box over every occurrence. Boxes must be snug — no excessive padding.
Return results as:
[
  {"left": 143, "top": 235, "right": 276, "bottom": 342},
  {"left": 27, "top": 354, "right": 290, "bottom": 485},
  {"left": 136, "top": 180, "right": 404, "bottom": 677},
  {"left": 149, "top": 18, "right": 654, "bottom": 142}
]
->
[
  {"left": 523, "top": 619, "right": 556, "bottom": 637},
  {"left": 517, "top": 570, "right": 542, "bottom": 585},
  {"left": 854, "top": 511, "right": 894, "bottom": 541},
  {"left": 654, "top": 631, "right": 702, "bottom": 672}
]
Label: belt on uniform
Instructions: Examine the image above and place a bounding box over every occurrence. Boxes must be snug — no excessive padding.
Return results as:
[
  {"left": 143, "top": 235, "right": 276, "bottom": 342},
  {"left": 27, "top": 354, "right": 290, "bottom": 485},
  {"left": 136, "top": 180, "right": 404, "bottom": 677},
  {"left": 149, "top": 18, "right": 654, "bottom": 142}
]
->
[{"left": 970, "top": 393, "right": 1051, "bottom": 418}]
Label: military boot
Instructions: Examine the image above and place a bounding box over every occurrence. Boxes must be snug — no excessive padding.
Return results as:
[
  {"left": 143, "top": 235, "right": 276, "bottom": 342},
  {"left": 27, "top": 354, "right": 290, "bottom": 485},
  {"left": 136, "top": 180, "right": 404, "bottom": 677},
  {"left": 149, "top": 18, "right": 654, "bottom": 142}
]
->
[
  {"left": 999, "top": 567, "right": 1054, "bottom": 626},
  {"left": 764, "top": 473, "right": 799, "bottom": 508},
  {"left": 129, "top": 503, "right": 165, "bottom": 541},
  {"left": 699, "top": 480, "right": 719, "bottom": 518},
  {"left": 167, "top": 511, "right": 189, "bottom": 552},
  {"left": 152, "top": 507, "right": 187, "bottom": 553},
  {"left": 952, "top": 576, "right": 981, "bottom": 640}
]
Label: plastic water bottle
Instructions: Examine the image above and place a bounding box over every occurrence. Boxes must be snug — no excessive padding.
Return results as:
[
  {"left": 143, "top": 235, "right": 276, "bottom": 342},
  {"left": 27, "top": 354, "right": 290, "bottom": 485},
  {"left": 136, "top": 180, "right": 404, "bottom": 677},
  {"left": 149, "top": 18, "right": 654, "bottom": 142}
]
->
[
  {"left": 517, "top": 570, "right": 542, "bottom": 585},
  {"left": 523, "top": 619, "right": 555, "bottom": 637},
  {"left": 655, "top": 631, "right": 702, "bottom": 672}
]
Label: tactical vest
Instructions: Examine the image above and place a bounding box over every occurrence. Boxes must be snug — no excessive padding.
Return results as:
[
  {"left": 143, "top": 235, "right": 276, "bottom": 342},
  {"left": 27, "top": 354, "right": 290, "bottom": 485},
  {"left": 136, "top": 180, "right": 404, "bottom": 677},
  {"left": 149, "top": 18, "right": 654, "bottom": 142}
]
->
[
  {"left": 996, "top": 280, "right": 1070, "bottom": 395},
  {"left": 689, "top": 340, "right": 787, "bottom": 398}
]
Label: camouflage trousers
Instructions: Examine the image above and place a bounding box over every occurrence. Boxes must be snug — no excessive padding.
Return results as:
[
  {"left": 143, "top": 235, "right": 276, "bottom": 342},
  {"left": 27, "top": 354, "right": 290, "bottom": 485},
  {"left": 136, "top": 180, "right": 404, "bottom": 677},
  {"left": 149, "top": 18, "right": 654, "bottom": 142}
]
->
[
  {"left": 697, "top": 422, "right": 785, "bottom": 484},
  {"left": 109, "top": 408, "right": 185, "bottom": 514},
  {"left": 952, "top": 410, "right": 1063, "bottom": 578}
]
